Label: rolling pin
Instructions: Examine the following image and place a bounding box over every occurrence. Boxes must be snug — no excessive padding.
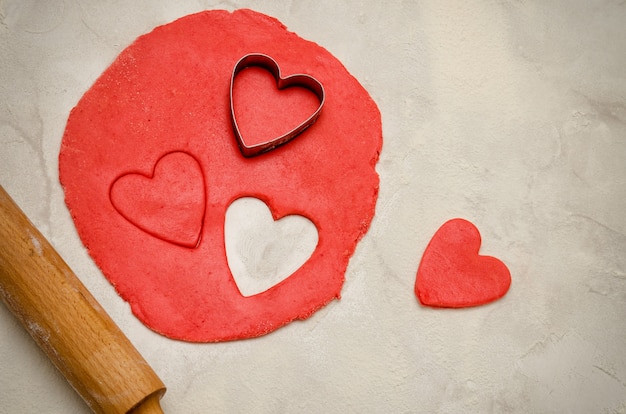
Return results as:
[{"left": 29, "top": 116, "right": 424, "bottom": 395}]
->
[{"left": 0, "top": 184, "right": 166, "bottom": 414}]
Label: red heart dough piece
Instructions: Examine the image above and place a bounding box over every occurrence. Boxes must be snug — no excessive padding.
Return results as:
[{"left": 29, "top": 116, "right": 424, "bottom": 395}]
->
[
  {"left": 415, "top": 219, "right": 511, "bottom": 308},
  {"left": 110, "top": 151, "right": 205, "bottom": 248},
  {"left": 59, "top": 9, "right": 382, "bottom": 342}
]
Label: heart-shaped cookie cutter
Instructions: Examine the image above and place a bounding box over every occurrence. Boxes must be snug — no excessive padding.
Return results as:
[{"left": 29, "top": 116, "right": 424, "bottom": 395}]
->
[{"left": 230, "top": 53, "right": 325, "bottom": 157}]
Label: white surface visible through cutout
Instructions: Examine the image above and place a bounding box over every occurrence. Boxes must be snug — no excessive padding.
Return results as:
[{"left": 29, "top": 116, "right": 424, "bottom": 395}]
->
[{"left": 225, "top": 197, "right": 318, "bottom": 296}]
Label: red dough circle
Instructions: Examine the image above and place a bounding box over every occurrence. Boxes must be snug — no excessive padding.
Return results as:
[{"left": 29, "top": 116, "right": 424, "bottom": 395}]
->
[{"left": 59, "top": 9, "right": 382, "bottom": 342}]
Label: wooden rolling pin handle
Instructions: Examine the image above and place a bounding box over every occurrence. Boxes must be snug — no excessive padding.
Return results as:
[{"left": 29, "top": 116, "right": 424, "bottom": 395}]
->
[{"left": 0, "top": 185, "right": 166, "bottom": 414}]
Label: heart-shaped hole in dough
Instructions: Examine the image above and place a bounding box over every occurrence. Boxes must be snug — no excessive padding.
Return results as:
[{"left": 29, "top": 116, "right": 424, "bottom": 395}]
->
[{"left": 225, "top": 197, "right": 318, "bottom": 297}]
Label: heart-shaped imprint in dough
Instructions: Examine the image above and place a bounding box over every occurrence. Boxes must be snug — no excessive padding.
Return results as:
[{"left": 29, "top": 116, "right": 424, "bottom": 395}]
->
[
  {"left": 109, "top": 151, "right": 206, "bottom": 248},
  {"left": 225, "top": 197, "right": 318, "bottom": 296}
]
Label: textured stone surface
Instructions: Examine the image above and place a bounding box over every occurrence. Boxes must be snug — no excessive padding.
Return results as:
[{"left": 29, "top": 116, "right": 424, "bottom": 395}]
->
[{"left": 1, "top": 1, "right": 625, "bottom": 412}]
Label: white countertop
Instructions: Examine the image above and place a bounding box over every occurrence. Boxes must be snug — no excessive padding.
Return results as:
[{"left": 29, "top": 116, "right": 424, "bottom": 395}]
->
[{"left": 1, "top": 1, "right": 625, "bottom": 412}]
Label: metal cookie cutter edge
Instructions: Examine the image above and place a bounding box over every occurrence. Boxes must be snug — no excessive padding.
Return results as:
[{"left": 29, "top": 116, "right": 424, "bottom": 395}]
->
[{"left": 230, "top": 53, "right": 326, "bottom": 158}]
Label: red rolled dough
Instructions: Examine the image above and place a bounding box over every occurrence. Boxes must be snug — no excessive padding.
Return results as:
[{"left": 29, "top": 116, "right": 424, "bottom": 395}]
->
[{"left": 59, "top": 9, "right": 382, "bottom": 342}]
